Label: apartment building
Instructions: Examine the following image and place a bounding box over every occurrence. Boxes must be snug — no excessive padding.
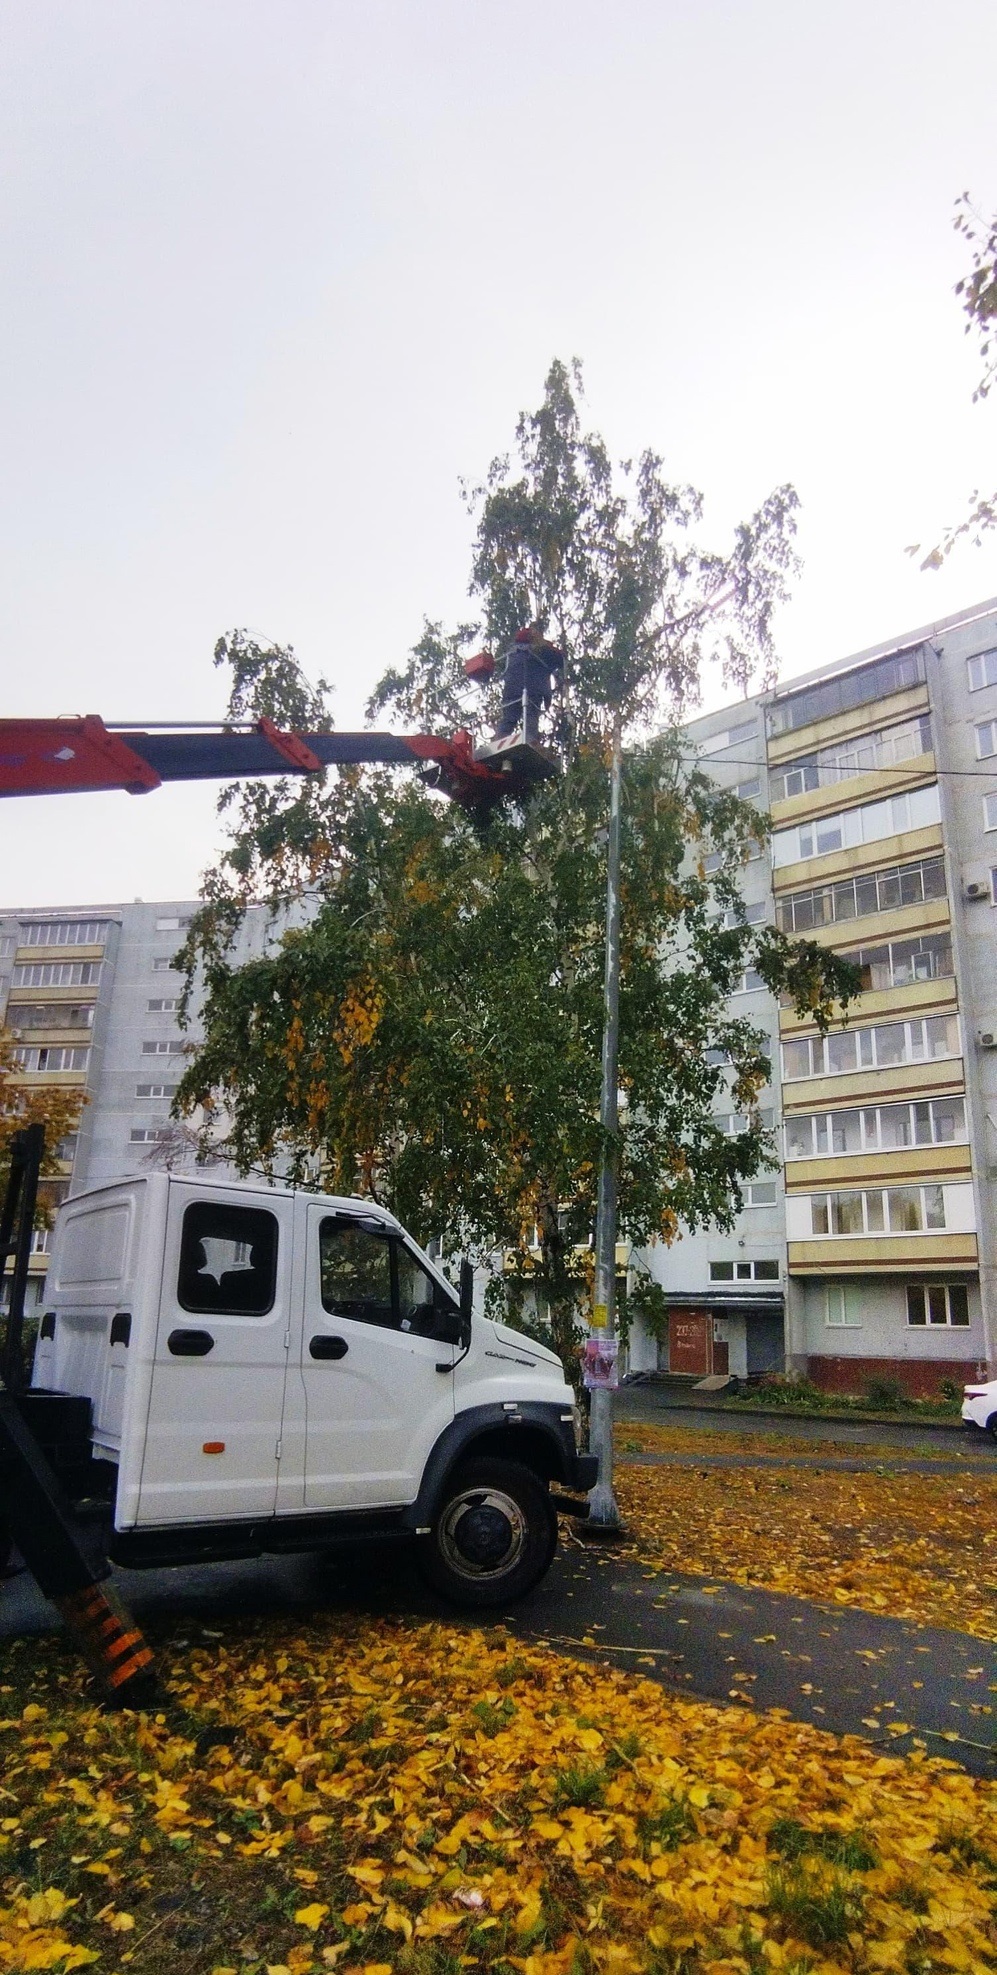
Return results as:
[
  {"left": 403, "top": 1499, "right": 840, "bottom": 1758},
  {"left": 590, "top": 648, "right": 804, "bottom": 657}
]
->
[
  {"left": 0, "top": 900, "right": 274, "bottom": 1305},
  {"left": 628, "top": 594, "right": 997, "bottom": 1398}
]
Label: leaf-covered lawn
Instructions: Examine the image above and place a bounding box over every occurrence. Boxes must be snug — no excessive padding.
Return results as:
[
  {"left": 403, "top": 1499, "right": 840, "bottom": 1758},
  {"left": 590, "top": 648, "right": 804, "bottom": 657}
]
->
[
  {"left": 614, "top": 1433, "right": 997, "bottom": 1642},
  {"left": 3, "top": 1617, "right": 997, "bottom": 1974}
]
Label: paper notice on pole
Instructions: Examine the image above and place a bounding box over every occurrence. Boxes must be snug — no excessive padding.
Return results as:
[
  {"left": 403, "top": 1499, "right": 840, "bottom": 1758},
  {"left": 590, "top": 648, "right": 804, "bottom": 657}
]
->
[
  {"left": 583, "top": 1336, "right": 618, "bottom": 1390},
  {"left": 591, "top": 1303, "right": 608, "bottom": 1330}
]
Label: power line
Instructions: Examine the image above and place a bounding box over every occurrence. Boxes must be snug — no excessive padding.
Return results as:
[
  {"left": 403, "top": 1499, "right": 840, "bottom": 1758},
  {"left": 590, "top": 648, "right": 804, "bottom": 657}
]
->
[{"left": 682, "top": 753, "right": 997, "bottom": 781}]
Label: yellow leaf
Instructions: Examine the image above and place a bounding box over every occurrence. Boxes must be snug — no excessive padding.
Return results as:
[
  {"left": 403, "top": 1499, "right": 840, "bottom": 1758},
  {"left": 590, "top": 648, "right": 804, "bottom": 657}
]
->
[
  {"left": 25, "top": 1889, "right": 78, "bottom": 1925},
  {"left": 295, "top": 1902, "right": 330, "bottom": 1929},
  {"left": 382, "top": 1900, "right": 413, "bottom": 1941},
  {"left": 531, "top": 1817, "right": 565, "bottom": 1840},
  {"left": 107, "top": 1911, "right": 136, "bottom": 1932}
]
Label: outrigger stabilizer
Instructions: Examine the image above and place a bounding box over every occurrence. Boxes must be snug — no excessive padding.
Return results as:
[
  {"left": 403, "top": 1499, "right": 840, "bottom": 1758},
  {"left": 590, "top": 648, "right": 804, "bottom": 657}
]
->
[{"left": 0, "top": 1128, "right": 157, "bottom": 1704}]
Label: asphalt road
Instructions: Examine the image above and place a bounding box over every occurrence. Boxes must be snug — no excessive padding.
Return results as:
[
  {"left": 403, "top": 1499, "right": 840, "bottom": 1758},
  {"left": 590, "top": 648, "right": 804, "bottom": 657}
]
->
[{"left": 4, "top": 1532, "right": 994, "bottom": 1778}]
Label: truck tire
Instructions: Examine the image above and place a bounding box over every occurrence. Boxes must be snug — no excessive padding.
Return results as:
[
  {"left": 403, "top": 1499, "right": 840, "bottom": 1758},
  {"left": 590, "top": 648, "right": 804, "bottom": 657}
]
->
[{"left": 419, "top": 1457, "right": 558, "bottom": 1607}]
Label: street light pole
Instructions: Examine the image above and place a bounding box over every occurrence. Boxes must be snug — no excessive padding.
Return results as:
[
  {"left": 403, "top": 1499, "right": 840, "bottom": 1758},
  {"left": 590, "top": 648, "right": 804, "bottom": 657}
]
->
[{"left": 587, "top": 718, "right": 623, "bottom": 1532}]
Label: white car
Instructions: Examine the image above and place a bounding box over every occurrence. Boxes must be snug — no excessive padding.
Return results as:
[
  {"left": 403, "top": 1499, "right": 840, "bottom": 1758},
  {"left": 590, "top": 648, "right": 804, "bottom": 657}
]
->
[{"left": 962, "top": 1379, "right": 997, "bottom": 1438}]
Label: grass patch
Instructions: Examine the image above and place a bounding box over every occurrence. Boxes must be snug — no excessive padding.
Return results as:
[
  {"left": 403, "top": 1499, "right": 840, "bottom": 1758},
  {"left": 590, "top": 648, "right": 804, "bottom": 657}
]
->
[
  {"left": 636, "top": 1794, "right": 696, "bottom": 1853},
  {"left": 550, "top": 1761, "right": 607, "bottom": 1810},
  {"left": 767, "top": 1865, "right": 864, "bottom": 1947},
  {"left": 768, "top": 1815, "right": 878, "bottom": 1872}
]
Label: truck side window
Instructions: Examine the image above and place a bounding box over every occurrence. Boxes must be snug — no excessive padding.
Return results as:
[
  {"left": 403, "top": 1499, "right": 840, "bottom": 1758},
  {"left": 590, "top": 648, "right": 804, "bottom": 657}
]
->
[
  {"left": 178, "top": 1203, "right": 278, "bottom": 1316},
  {"left": 319, "top": 1219, "right": 394, "bottom": 1328},
  {"left": 396, "top": 1247, "right": 450, "bottom": 1335}
]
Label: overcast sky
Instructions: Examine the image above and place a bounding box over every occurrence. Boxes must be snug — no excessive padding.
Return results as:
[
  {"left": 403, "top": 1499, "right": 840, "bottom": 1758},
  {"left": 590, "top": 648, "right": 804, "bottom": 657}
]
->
[{"left": 2, "top": 0, "right": 996, "bottom": 907}]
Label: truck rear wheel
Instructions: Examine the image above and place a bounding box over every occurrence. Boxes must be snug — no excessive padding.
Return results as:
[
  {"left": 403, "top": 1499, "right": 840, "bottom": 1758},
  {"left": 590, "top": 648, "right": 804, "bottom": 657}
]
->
[{"left": 420, "top": 1457, "right": 558, "bottom": 1607}]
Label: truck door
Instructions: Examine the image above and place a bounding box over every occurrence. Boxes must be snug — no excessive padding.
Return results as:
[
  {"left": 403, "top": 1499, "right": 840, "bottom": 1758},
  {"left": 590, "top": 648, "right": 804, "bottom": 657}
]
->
[
  {"left": 137, "top": 1190, "right": 293, "bottom": 1525},
  {"left": 301, "top": 1206, "right": 457, "bottom": 1511}
]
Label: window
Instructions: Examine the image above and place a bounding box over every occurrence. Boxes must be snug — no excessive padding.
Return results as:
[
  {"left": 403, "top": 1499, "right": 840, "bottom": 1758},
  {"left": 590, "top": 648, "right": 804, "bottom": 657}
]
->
[
  {"left": 151, "top": 957, "right": 179, "bottom": 973},
  {"left": 142, "top": 1039, "right": 179, "bottom": 1055},
  {"left": 782, "top": 1014, "right": 959, "bottom": 1081},
  {"left": 130, "top": 1126, "right": 168, "bottom": 1143},
  {"left": 703, "top": 850, "right": 723, "bottom": 873},
  {"left": 701, "top": 719, "right": 758, "bottom": 755},
  {"left": 709, "top": 1258, "right": 780, "bottom": 1282},
  {"left": 148, "top": 997, "right": 180, "bottom": 1012},
  {"left": 772, "top": 784, "right": 940, "bottom": 868},
  {"left": 975, "top": 720, "right": 997, "bottom": 760},
  {"left": 721, "top": 900, "right": 766, "bottom": 928},
  {"left": 744, "top": 1181, "right": 778, "bottom": 1206},
  {"left": 155, "top": 916, "right": 192, "bottom": 931},
  {"left": 825, "top": 1284, "right": 862, "bottom": 1328},
  {"left": 775, "top": 856, "right": 946, "bottom": 933},
  {"left": 967, "top": 648, "right": 997, "bottom": 692},
  {"left": 844, "top": 933, "right": 953, "bottom": 993},
  {"left": 984, "top": 795, "right": 997, "bottom": 832},
  {"left": 135, "top": 1082, "right": 177, "bottom": 1098},
  {"left": 13, "top": 1045, "right": 89, "bottom": 1072},
  {"left": 318, "top": 1217, "right": 454, "bottom": 1334},
  {"left": 178, "top": 1201, "right": 278, "bottom": 1316},
  {"left": 17, "top": 920, "right": 111, "bottom": 948},
  {"left": 767, "top": 648, "right": 925, "bottom": 736},
  {"left": 11, "top": 960, "right": 101, "bottom": 988},
  {"left": 0, "top": 934, "right": 15, "bottom": 960},
  {"left": 810, "top": 1186, "right": 947, "bottom": 1236},
  {"left": 733, "top": 968, "right": 766, "bottom": 995},
  {"left": 716, "top": 1108, "right": 775, "bottom": 1136},
  {"left": 55, "top": 1134, "right": 78, "bottom": 1163},
  {"left": 735, "top": 777, "right": 761, "bottom": 800},
  {"left": 769, "top": 716, "right": 931, "bottom": 802},
  {"left": 9, "top": 1002, "right": 94, "bottom": 1031},
  {"left": 906, "top": 1284, "right": 970, "bottom": 1327},
  {"left": 785, "top": 1097, "right": 966, "bottom": 1160}
]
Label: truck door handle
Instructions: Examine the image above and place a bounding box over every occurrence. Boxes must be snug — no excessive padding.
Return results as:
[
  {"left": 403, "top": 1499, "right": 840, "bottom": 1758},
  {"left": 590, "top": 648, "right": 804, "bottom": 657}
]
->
[
  {"left": 168, "top": 1328, "right": 215, "bottom": 1356},
  {"left": 309, "top": 1335, "right": 348, "bottom": 1360}
]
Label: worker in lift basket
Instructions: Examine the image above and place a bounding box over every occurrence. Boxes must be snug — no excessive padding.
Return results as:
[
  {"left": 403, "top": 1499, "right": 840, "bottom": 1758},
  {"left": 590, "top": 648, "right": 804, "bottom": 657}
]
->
[{"left": 495, "top": 624, "right": 565, "bottom": 744}]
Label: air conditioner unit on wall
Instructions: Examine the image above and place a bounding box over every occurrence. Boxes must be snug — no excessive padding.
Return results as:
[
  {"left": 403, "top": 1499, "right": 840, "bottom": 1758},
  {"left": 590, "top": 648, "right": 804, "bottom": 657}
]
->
[
  {"left": 965, "top": 881, "right": 990, "bottom": 900},
  {"left": 979, "top": 1032, "right": 997, "bottom": 1049}
]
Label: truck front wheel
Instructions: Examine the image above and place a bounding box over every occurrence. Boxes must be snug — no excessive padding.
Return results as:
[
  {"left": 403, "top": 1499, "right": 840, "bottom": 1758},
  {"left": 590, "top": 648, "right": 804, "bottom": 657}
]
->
[{"left": 420, "top": 1457, "right": 558, "bottom": 1607}]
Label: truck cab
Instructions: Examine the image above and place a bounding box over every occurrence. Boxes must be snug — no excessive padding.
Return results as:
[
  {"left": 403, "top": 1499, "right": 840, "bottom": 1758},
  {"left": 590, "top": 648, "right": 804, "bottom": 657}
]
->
[{"left": 29, "top": 1174, "right": 595, "bottom": 1604}]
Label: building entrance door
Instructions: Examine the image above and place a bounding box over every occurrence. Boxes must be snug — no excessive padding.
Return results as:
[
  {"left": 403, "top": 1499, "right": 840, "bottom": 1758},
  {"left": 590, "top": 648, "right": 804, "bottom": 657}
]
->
[
  {"left": 669, "top": 1310, "right": 711, "bottom": 1376},
  {"left": 712, "top": 1318, "right": 729, "bottom": 1376}
]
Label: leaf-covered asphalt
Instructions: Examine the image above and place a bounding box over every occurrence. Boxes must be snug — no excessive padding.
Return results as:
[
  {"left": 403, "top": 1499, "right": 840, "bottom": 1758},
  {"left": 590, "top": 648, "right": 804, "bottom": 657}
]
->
[{"left": 4, "top": 1526, "right": 995, "bottom": 1776}]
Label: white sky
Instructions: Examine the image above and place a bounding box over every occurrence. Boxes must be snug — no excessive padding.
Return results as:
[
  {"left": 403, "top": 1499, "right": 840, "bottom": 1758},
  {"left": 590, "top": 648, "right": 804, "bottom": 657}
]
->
[{"left": 2, "top": 0, "right": 996, "bottom": 907}]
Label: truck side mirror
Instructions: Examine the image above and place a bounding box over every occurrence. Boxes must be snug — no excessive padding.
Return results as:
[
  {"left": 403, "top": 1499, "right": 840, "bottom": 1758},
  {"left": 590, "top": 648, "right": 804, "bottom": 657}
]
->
[{"left": 459, "top": 1259, "right": 474, "bottom": 1340}]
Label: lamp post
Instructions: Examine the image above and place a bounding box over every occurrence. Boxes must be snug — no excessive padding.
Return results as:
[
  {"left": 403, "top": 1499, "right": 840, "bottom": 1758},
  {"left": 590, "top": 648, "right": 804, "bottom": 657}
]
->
[{"left": 586, "top": 719, "right": 623, "bottom": 1532}]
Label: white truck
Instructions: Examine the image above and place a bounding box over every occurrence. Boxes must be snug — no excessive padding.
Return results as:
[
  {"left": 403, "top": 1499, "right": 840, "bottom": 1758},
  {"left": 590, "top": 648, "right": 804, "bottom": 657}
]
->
[{"left": 25, "top": 1172, "right": 596, "bottom": 1607}]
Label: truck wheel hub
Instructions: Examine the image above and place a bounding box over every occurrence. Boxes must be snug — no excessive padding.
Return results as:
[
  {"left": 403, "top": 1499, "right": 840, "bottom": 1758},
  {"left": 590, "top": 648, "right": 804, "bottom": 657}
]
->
[{"left": 440, "top": 1488, "right": 527, "bottom": 1577}]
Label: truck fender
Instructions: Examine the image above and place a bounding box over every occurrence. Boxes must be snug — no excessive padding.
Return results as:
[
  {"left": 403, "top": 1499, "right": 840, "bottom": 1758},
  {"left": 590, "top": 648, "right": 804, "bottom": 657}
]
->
[{"left": 402, "top": 1401, "right": 589, "bottom": 1530}]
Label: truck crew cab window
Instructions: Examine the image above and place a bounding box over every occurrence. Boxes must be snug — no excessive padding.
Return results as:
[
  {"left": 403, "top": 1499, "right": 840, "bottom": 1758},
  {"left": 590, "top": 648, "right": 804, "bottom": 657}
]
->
[
  {"left": 319, "top": 1218, "right": 452, "bottom": 1336},
  {"left": 177, "top": 1202, "right": 278, "bottom": 1315}
]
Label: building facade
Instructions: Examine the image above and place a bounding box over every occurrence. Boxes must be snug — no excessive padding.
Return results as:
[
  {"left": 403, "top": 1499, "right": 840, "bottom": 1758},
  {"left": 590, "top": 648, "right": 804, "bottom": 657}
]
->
[
  {"left": 628, "top": 593, "right": 997, "bottom": 1397},
  {"left": 0, "top": 900, "right": 274, "bottom": 1307}
]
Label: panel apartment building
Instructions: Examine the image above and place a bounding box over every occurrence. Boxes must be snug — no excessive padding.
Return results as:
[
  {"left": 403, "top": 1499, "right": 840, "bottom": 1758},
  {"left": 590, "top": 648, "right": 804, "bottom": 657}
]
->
[
  {"left": 627, "top": 593, "right": 997, "bottom": 1398},
  {"left": 0, "top": 900, "right": 274, "bottom": 1306}
]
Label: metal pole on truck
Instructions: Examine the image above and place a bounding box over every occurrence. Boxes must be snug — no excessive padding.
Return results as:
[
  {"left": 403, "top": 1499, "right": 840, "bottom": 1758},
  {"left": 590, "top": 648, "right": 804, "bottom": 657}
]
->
[{"left": 586, "top": 720, "right": 623, "bottom": 1533}]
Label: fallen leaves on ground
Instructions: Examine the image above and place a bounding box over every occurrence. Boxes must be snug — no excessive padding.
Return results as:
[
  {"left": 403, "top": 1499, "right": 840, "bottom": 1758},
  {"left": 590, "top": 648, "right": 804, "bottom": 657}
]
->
[
  {"left": 3, "top": 1617, "right": 997, "bottom": 1973},
  {"left": 615, "top": 1420, "right": 989, "bottom": 1464},
  {"left": 614, "top": 1441, "right": 997, "bottom": 1640}
]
